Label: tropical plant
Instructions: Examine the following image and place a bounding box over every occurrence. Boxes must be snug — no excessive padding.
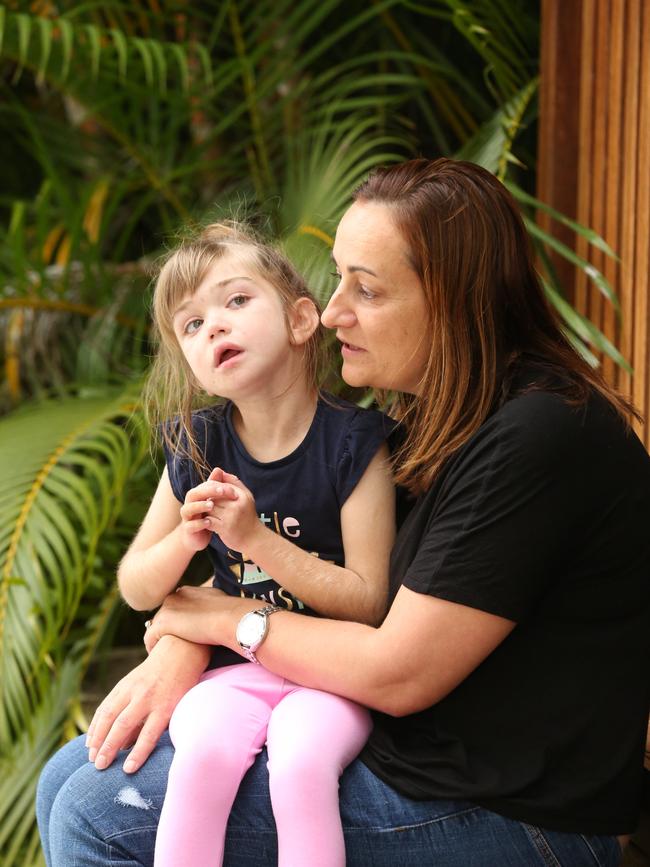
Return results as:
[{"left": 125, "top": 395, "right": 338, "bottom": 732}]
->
[{"left": 0, "top": 1, "right": 623, "bottom": 863}]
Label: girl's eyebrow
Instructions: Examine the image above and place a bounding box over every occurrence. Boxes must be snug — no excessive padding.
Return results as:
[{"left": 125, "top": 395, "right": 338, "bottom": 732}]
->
[{"left": 173, "top": 276, "right": 254, "bottom": 318}]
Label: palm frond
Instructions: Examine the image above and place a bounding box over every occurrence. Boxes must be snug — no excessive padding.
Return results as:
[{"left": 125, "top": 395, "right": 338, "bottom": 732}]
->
[
  {"left": 0, "top": 7, "right": 212, "bottom": 93},
  {"left": 0, "top": 390, "right": 148, "bottom": 749}
]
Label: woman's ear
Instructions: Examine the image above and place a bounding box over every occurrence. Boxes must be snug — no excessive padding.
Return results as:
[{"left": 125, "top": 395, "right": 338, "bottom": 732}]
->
[{"left": 288, "top": 297, "right": 320, "bottom": 346}]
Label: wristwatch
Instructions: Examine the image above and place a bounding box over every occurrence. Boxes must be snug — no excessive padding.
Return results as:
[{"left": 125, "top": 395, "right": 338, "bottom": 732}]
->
[{"left": 236, "top": 604, "right": 283, "bottom": 664}]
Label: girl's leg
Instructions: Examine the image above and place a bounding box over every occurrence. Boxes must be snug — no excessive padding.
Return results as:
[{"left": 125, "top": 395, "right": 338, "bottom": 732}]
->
[
  {"left": 265, "top": 688, "right": 371, "bottom": 867},
  {"left": 154, "top": 664, "right": 283, "bottom": 867}
]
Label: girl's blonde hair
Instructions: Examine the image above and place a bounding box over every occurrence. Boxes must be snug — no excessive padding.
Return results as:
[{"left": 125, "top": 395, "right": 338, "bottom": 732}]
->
[{"left": 144, "top": 221, "right": 325, "bottom": 478}]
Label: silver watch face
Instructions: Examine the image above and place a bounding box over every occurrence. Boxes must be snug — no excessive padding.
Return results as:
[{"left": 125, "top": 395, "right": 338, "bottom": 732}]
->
[{"left": 236, "top": 612, "right": 265, "bottom": 647}]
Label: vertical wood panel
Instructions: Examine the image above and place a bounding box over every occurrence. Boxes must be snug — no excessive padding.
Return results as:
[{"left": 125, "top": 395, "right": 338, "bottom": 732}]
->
[
  {"left": 573, "top": 0, "right": 596, "bottom": 317},
  {"left": 619, "top": 0, "right": 641, "bottom": 400},
  {"left": 539, "top": 0, "right": 650, "bottom": 450},
  {"left": 634, "top": 2, "right": 650, "bottom": 434},
  {"left": 602, "top": 0, "right": 624, "bottom": 384}
]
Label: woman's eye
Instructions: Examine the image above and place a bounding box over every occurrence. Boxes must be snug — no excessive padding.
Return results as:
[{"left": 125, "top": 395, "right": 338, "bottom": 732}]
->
[
  {"left": 184, "top": 318, "right": 203, "bottom": 334},
  {"left": 359, "top": 285, "right": 376, "bottom": 300},
  {"left": 330, "top": 270, "right": 341, "bottom": 281},
  {"left": 228, "top": 294, "right": 248, "bottom": 308}
]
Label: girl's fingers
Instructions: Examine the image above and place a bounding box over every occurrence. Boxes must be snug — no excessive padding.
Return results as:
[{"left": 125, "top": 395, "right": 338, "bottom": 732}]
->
[
  {"left": 220, "top": 470, "right": 243, "bottom": 488},
  {"left": 184, "top": 517, "right": 213, "bottom": 535},
  {"left": 180, "top": 499, "right": 213, "bottom": 517}
]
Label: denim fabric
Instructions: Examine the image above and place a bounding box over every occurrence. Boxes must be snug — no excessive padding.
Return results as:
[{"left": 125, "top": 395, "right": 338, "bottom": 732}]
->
[{"left": 37, "top": 734, "right": 622, "bottom": 866}]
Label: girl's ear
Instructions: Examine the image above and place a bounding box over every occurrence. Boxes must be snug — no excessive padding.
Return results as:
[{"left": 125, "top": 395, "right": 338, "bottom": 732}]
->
[{"left": 288, "top": 297, "right": 320, "bottom": 346}]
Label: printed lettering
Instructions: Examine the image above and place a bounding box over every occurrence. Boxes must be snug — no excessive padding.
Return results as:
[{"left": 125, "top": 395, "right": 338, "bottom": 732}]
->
[{"left": 283, "top": 517, "right": 300, "bottom": 538}]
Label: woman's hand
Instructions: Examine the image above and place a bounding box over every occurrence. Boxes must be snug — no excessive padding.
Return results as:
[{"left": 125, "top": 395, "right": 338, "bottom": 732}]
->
[
  {"left": 145, "top": 585, "right": 255, "bottom": 653},
  {"left": 86, "top": 634, "right": 211, "bottom": 773}
]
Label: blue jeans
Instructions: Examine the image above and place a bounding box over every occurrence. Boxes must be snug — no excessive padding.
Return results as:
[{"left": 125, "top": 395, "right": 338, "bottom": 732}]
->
[{"left": 37, "top": 733, "right": 622, "bottom": 866}]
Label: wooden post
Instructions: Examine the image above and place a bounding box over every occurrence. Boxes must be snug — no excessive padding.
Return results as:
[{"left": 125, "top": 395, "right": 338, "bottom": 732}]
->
[{"left": 538, "top": 0, "right": 650, "bottom": 447}]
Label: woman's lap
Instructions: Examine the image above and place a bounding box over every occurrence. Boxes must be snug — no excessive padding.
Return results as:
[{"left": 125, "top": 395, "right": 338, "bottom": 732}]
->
[{"left": 37, "top": 734, "right": 621, "bottom": 867}]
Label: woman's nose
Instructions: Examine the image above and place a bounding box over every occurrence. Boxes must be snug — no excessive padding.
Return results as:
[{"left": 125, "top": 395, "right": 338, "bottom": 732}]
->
[{"left": 321, "top": 288, "right": 356, "bottom": 329}]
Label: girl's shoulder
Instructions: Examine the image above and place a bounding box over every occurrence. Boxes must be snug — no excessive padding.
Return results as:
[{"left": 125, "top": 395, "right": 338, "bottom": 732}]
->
[{"left": 317, "top": 391, "right": 396, "bottom": 438}]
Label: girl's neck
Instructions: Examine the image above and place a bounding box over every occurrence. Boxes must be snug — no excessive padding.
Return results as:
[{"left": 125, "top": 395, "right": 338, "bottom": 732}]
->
[{"left": 230, "top": 384, "right": 319, "bottom": 463}]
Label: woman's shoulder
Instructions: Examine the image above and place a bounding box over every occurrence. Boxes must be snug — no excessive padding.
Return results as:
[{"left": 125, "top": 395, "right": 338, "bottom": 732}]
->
[{"left": 482, "top": 372, "right": 650, "bottom": 482}]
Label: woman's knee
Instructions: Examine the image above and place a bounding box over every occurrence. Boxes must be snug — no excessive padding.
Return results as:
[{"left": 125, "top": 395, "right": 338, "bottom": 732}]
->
[{"left": 36, "top": 736, "right": 89, "bottom": 851}]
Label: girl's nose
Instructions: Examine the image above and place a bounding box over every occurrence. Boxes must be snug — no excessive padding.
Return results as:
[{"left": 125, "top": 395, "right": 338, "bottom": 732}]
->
[
  {"left": 206, "top": 313, "right": 229, "bottom": 338},
  {"left": 321, "top": 288, "right": 356, "bottom": 329}
]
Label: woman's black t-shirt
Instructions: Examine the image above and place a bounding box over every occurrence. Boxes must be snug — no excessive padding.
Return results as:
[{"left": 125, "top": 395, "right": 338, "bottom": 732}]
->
[{"left": 360, "top": 378, "right": 650, "bottom": 835}]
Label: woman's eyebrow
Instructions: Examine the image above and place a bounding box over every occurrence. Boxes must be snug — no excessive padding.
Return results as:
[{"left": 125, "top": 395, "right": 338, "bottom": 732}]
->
[{"left": 330, "top": 254, "right": 377, "bottom": 277}]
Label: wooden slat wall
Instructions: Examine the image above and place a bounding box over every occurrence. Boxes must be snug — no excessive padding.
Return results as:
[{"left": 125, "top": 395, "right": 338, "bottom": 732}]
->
[{"left": 538, "top": 0, "right": 650, "bottom": 448}]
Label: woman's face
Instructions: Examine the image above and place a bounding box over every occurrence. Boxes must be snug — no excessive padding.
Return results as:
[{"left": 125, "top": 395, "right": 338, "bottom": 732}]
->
[{"left": 322, "top": 201, "right": 430, "bottom": 394}]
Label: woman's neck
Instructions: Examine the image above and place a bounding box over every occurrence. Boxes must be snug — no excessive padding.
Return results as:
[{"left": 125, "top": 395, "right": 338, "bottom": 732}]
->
[{"left": 230, "top": 385, "right": 319, "bottom": 463}]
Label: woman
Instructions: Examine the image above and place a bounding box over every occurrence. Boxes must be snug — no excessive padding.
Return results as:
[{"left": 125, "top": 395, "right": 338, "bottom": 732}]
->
[{"left": 37, "top": 158, "right": 650, "bottom": 866}]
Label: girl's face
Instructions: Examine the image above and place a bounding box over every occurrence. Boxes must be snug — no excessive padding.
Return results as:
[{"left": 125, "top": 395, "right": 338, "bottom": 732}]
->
[
  {"left": 172, "top": 252, "right": 308, "bottom": 402},
  {"left": 323, "top": 201, "right": 430, "bottom": 395}
]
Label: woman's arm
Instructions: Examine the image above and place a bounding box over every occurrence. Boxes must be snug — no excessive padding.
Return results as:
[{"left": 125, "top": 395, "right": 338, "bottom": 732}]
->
[
  {"left": 206, "top": 445, "right": 395, "bottom": 625},
  {"left": 147, "top": 583, "right": 515, "bottom": 716},
  {"left": 86, "top": 634, "right": 211, "bottom": 772}
]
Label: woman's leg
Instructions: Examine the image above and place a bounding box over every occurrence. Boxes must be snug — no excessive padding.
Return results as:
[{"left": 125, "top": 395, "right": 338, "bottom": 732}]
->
[
  {"left": 154, "top": 664, "right": 283, "bottom": 867},
  {"left": 36, "top": 735, "right": 89, "bottom": 866},
  {"left": 225, "top": 757, "right": 623, "bottom": 867},
  {"left": 40, "top": 731, "right": 173, "bottom": 867},
  {"left": 265, "top": 688, "right": 371, "bottom": 867},
  {"left": 37, "top": 735, "right": 622, "bottom": 867}
]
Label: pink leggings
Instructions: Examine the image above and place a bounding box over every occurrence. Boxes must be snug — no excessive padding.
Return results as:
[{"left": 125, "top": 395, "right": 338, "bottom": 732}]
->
[{"left": 154, "top": 663, "right": 372, "bottom": 867}]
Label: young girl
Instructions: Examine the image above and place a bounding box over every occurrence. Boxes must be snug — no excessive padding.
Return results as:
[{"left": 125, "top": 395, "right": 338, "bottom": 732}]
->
[{"left": 117, "top": 223, "right": 395, "bottom": 867}]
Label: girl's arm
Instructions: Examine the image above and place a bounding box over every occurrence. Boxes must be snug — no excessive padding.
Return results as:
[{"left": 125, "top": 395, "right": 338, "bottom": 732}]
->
[
  {"left": 207, "top": 444, "right": 395, "bottom": 625},
  {"left": 118, "top": 467, "right": 216, "bottom": 610}
]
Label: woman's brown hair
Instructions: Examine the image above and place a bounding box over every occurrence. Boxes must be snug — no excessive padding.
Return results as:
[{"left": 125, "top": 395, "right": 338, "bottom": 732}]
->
[
  {"left": 144, "top": 221, "right": 325, "bottom": 479},
  {"left": 353, "top": 158, "right": 638, "bottom": 494}
]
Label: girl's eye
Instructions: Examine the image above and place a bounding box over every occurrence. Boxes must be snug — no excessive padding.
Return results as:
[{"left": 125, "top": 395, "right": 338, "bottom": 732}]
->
[
  {"left": 227, "top": 294, "right": 248, "bottom": 308},
  {"left": 184, "top": 318, "right": 203, "bottom": 334}
]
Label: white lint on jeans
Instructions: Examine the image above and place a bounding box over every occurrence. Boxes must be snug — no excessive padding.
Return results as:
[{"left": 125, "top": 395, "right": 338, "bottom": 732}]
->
[{"left": 114, "top": 786, "right": 152, "bottom": 810}]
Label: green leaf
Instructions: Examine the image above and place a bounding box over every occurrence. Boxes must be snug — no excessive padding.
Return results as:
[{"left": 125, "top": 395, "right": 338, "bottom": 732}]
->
[
  {"left": 508, "top": 181, "right": 619, "bottom": 260},
  {"left": 526, "top": 217, "right": 620, "bottom": 313},
  {"left": 171, "top": 43, "right": 190, "bottom": 92},
  {"left": 35, "top": 17, "right": 53, "bottom": 85},
  {"left": 110, "top": 27, "right": 128, "bottom": 81},
  {"left": 13, "top": 13, "right": 31, "bottom": 81},
  {"left": 192, "top": 40, "right": 213, "bottom": 88},
  {"left": 133, "top": 37, "right": 154, "bottom": 88},
  {"left": 84, "top": 23, "right": 102, "bottom": 81},
  {"left": 58, "top": 18, "right": 74, "bottom": 82},
  {"left": 542, "top": 279, "right": 631, "bottom": 372}
]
